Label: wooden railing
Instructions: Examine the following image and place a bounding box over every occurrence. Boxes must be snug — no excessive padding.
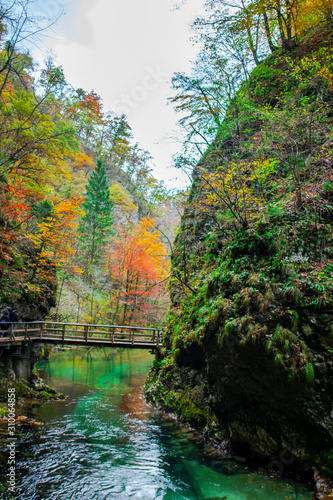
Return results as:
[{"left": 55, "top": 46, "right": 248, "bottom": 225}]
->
[{"left": 0, "top": 321, "right": 162, "bottom": 349}]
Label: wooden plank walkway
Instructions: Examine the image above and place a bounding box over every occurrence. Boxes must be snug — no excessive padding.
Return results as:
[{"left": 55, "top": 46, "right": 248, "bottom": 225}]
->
[{"left": 0, "top": 322, "right": 162, "bottom": 350}]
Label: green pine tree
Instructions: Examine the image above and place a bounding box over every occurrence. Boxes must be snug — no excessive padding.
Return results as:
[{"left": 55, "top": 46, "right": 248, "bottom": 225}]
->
[{"left": 79, "top": 159, "right": 114, "bottom": 270}]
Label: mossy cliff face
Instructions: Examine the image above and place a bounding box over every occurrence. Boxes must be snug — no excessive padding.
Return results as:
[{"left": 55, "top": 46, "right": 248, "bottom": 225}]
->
[{"left": 145, "top": 24, "right": 333, "bottom": 479}]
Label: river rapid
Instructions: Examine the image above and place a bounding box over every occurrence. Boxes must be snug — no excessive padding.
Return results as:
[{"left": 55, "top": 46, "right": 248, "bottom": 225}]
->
[{"left": 2, "top": 348, "right": 315, "bottom": 499}]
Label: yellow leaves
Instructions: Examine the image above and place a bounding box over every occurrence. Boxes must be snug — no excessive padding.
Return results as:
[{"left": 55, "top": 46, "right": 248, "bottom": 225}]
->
[
  {"left": 249, "top": 158, "right": 278, "bottom": 182},
  {"left": 318, "top": 65, "right": 333, "bottom": 90},
  {"left": 297, "top": 0, "right": 333, "bottom": 32},
  {"left": 285, "top": 47, "right": 333, "bottom": 97},
  {"left": 70, "top": 151, "right": 96, "bottom": 171},
  {"left": 0, "top": 72, "right": 75, "bottom": 190},
  {"left": 136, "top": 217, "right": 170, "bottom": 278},
  {"left": 109, "top": 183, "right": 136, "bottom": 213},
  {"left": 72, "top": 265, "right": 84, "bottom": 275},
  {"left": 27, "top": 195, "right": 84, "bottom": 274},
  {"left": 198, "top": 156, "right": 277, "bottom": 226}
]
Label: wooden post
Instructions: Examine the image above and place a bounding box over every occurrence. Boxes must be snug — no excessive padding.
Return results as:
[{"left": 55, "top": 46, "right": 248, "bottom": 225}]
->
[
  {"left": 24, "top": 323, "right": 28, "bottom": 341},
  {"left": 131, "top": 329, "right": 135, "bottom": 345},
  {"left": 40, "top": 322, "right": 44, "bottom": 340},
  {"left": 62, "top": 324, "right": 66, "bottom": 342},
  {"left": 111, "top": 328, "right": 115, "bottom": 345},
  {"left": 84, "top": 325, "right": 88, "bottom": 343},
  {"left": 9, "top": 324, "right": 13, "bottom": 342},
  {"left": 156, "top": 330, "right": 160, "bottom": 347},
  {"left": 152, "top": 330, "right": 156, "bottom": 344}
]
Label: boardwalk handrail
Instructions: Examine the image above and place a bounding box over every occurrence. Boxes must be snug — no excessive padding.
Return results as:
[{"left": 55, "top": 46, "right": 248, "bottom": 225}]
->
[
  {"left": 29, "top": 321, "right": 158, "bottom": 330},
  {"left": 0, "top": 321, "right": 162, "bottom": 350}
]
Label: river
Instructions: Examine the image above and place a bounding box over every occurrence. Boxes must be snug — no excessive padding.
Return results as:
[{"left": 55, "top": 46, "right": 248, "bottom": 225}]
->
[{"left": 3, "top": 348, "right": 315, "bottom": 499}]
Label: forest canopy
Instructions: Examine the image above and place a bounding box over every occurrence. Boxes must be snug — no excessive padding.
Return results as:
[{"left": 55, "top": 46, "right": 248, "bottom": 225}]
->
[{"left": 0, "top": 0, "right": 178, "bottom": 326}]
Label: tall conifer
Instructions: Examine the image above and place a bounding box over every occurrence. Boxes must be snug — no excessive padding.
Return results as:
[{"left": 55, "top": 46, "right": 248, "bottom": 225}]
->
[{"left": 79, "top": 159, "right": 114, "bottom": 267}]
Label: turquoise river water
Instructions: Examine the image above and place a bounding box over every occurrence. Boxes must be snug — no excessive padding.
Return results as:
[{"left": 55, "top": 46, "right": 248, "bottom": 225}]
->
[{"left": 3, "top": 348, "right": 316, "bottom": 499}]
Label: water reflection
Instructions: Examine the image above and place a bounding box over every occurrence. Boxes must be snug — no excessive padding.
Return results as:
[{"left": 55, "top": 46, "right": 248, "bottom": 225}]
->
[{"left": 8, "top": 348, "right": 314, "bottom": 499}]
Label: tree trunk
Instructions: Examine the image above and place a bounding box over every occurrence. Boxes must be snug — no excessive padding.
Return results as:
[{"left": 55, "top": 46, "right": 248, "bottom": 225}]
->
[
  {"left": 262, "top": 8, "right": 276, "bottom": 53},
  {"left": 245, "top": 21, "right": 260, "bottom": 66}
]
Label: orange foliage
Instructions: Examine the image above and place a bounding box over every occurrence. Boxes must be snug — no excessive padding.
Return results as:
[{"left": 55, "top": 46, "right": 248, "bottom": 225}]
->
[
  {"left": 0, "top": 180, "right": 32, "bottom": 224},
  {"left": 70, "top": 151, "right": 96, "bottom": 172},
  {"left": 0, "top": 180, "right": 35, "bottom": 265},
  {"left": 109, "top": 217, "right": 169, "bottom": 324},
  {"left": 28, "top": 196, "right": 84, "bottom": 277},
  {"left": 67, "top": 90, "right": 104, "bottom": 125},
  {"left": 79, "top": 92, "right": 104, "bottom": 121}
]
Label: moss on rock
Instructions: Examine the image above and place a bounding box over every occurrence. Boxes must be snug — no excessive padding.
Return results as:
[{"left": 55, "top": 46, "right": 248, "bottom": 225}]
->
[{"left": 145, "top": 23, "right": 333, "bottom": 480}]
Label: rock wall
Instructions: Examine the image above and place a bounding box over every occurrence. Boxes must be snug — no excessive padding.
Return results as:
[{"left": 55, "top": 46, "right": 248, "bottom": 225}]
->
[
  {"left": 145, "top": 24, "right": 333, "bottom": 481},
  {"left": 1, "top": 343, "right": 40, "bottom": 382}
]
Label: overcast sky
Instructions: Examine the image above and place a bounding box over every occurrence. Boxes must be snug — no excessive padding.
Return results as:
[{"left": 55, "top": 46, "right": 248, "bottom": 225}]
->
[{"left": 31, "top": 0, "right": 205, "bottom": 188}]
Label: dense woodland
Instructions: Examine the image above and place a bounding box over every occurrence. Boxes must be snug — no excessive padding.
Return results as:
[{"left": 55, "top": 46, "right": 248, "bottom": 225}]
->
[{"left": 0, "top": 1, "right": 184, "bottom": 327}]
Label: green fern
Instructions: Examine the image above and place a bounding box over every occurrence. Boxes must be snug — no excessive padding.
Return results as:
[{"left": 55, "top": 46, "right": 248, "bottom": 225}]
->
[
  {"left": 224, "top": 320, "right": 235, "bottom": 335},
  {"left": 304, "top": 363, "right": 315, "bottom": 383},
  {"left": 274, "top": 353, "right": 285, "bottom": 367}
]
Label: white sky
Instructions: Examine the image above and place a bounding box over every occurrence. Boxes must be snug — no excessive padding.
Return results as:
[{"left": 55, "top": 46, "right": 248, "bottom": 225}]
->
[{"left": 31, "top": 0, "right": 205, "bottom": 189}]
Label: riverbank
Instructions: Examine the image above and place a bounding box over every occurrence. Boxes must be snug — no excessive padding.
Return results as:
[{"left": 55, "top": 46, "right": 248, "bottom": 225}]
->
[{"left": 145, "top": 364, "right": 333, "bottom": 499}]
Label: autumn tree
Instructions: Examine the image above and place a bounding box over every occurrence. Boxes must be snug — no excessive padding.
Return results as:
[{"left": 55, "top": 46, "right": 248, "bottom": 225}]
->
[
  {"left": 198, "top": 157, "right": 278, "bottom": 228},
  {"left": 0, "top": 0, "right": 57, "bottom": 98},
  {"left": 108, "top": 217, "right": 169, "bottom": 325},
  {"left": 0, "top": 2, "right": 69, "bottom": 176},
  {"left": 27, "top": 196, "right": 83, "bottom": 276},
  {"left": 0, "top": 7, "right": 86, "bottom": 304},
  {"left": 0, "top": 1, "right": 173, "bottom": 323},
  {"left": 124, "top": 145, "right": 169, "bottom": 217},
  {"left": 100, "top": 113, "right": 132, "bottom": 177},
  {"left": 172, "top": 0, "right": 333, "bottom": 171},
  {"left": 66, "top": 89, "right": 104, "bottom": 154}
]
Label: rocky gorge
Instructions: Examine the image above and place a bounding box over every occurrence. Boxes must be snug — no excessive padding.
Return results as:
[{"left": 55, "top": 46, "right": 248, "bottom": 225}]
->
[{"left": 144, "top": 22, "right": 333, "bottom": 497}]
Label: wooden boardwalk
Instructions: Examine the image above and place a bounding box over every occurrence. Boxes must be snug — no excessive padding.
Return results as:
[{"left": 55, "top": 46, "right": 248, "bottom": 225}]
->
[{"left": 0, "top": 322, "right": 162, "bottom": 350}]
